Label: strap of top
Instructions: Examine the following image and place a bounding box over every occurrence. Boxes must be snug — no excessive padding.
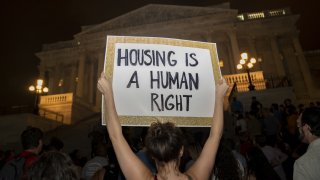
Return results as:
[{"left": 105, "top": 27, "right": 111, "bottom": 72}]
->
[{"left": 186, "top": 174, "right": 193, "bottom": 180}]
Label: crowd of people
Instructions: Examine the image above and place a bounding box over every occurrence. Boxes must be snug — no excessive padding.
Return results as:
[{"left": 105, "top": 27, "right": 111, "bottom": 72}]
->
[
  {"left": 230, "top": 96, "right": 320, "bottom": 180},
  {"left": 0, "top": 77, "right": 319, "bottom": 179}
]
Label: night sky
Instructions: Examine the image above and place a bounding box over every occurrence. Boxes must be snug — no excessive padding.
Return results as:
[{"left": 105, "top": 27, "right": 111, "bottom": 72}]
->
[{"left": 0, "top": 0, "right": 319, "bottom": 108}]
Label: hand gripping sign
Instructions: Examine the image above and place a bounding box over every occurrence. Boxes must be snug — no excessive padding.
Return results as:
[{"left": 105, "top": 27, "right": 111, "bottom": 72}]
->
[{"left": 102, "top": 36, "right": 222, "bottom": 127}]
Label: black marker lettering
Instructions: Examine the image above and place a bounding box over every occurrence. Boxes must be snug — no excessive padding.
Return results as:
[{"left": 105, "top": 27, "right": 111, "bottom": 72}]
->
[{"left": 126, "top": 71, "right": 139, "bottom": 88}]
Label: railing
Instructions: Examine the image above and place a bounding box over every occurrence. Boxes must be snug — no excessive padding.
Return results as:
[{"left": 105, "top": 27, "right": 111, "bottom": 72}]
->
[
  {"left": 39, "top": 93, "right": 73, "bottom": 124},
  {"left": 38, "top": 108, "right": 64, "bottom": 123},
  {"left": 40, "top": 93, "right": 73, "bottom": 105},
  {"left": 264, "top": 76, "right": 291, "bottom": 89},
  {"left": 237, "top": 8, "right": 290, "bottom": 21},
  {"left": 224, "top": 71, "right": 266, "bottom": 92},
  {"left": 228, "top": 82, "right": 237, "bottom": 102},
  {"left": 223, "top": 72, "right": 291, "bottom": 93}
]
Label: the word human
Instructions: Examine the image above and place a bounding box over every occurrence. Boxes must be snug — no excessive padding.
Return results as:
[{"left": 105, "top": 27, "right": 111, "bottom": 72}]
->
[{"left": 150, "top": 71, "right": 199, "bottom": 91}]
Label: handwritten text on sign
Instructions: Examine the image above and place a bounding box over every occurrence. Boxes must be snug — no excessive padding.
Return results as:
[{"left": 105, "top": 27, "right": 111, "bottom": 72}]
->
[{"left": 112, "top": 43, "right": 215, "bottom": 117}]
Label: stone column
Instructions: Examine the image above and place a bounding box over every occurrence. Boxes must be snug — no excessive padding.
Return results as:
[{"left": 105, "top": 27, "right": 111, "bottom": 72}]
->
[
  {"left": 76, "top": 54, "right": 85, "bottom": 97},
  {"left": 248, "top": 38, "right": 257, "bottom": 57},
  {"left": 47, "top": 68, "right": 55, "bottom": 94},
  {"left": 247, "top": 37, "right": 262, "bottom": 71},
  {"left": 96, "top": 53, "right": 105, "bottom": 108},
  {"left": 292, "top": 37, "right": 317, "bottom": 99},
  {"left": 282, "top": 47, "right": 309, "bottom": 102},
  {"left": 88, "top": 60, "right": 95, "bottom": 104},
  {"left": 225, "top": 42, "right": 236, "bottom": 74},
  {"left": 38, "top": 63, "right": 46, "bottom": 78},
  {"left": 227, "top": 30, "right": 240, "bottom": 73},
  {"left": 70, "top": 62, "right": 77, "bottom": 93},
  {"left": 38, "top": 63, "right": 49, "bottom": 91},
  {"left": 270, "top": 36, "right": 286, "bottom": 77}
]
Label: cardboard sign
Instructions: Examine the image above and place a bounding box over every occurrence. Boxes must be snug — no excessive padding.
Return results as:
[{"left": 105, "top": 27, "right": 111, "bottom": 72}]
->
[{"left": 102, "top": 36, "right": 222, "bottom": 127}]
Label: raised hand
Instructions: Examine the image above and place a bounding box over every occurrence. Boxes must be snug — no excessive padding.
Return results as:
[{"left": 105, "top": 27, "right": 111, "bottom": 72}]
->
[
  {"left": 215, "top": 78, "right": 229, "bottom": 101},
  {"left": 97, "top": 72, "right": 112, "bottom": 95}
]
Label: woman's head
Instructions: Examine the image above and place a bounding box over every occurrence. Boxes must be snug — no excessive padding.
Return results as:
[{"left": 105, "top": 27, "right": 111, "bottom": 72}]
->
[
  {"left": 145, "top": 122, "right": 184, "bottom": 165},
  {"left": 29, "top": 151, "right": 79, "bottom": 180}
]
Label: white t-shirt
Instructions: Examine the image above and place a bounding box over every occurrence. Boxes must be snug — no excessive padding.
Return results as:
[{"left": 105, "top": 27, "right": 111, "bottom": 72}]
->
[
  {"left": 236, "top": 118, "right": 247, "bottom": 133},
  {"left": 82, "top": 156, "right": 109, "bottom": 180}
]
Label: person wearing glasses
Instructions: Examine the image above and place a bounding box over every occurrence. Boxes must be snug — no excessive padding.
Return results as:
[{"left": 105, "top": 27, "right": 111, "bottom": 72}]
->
[{"left": 294, "top": 107, "right": 320, "bottom": 180}]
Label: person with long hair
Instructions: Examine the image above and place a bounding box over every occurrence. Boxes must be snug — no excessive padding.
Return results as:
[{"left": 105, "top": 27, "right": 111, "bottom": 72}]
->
[
  {"left": 212, "top": 138, "right": 242, "bottom": 180},
  {"left": 97, "top": 72, "right": 229, "bottom": 180},
  {"left": 28, "top": 151, "right": 79, "bottom": 180}
]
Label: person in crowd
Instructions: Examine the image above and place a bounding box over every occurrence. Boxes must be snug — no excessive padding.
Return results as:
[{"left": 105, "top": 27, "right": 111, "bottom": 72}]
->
[
  {"left": 293, "top": 107, "right": 320, "bottom": 180},
  {"left": 238, "top": 132, "right": 254, "bottom": 157},
  {"left": 0, "top": 150, "right": 4, "bottom": 170},
  {"left": 235, "top": 113, "right": 247, "bottom": 135},
  {"left": 247, "top": 146, "right": 281, "bottom": 180},
  {"left": 286, "top": 106, "right": 299, "bottom": 149},
  {"left": 28, "top": 151, "right": 79, "bottom": 180},
  {"left": 44, "top": 137, "right": 64, "bottom": 152},
  {"left": 283, "top": 99, "right": 295, "bottom": 111},
  {"left": 246, "top": 112, "right": 262, "bottom": 140},
  {"left": 0, "top": 150, "right": 15, "bottom": 169},
  {"left": 270, "top": 103, "right": 283, "bottom": 123},
  {"left": 309, "top": 102, "right": 315, "bottom": 107},
  {"left": 182, "top": 131, "right": 202, "bottom": 172},
  {"left": 297, "top": 104, "right": 304, "bottom": 115},
  {"left": 211, "top": 138, "right": 243, "bottom": 180},
  {"left": 250, "top": 96, "right": 262, "bottom": 118},
  {"left": 256, "top": 136, "right": 287, "bottom": 180},
  {"left": 262, "top": 108, "right": 280, "bottom": 143},
  {"left": 97, "top": 72, "right": 229, "bottom": 180},
  {"left": 0, "top": 127, "right": 43, "bottom": 179},
  {"left": 69, "top": 149, "right": 87, "bottom": 168},
  {"left": 231, "top": 97, "right": 244, "bottom": 115},
  {"left": 279, "top": 104, "right": 288, "bottom": 127},
  {"left": 82, "top": 143, "right": 109, "bottom": 180},
  {"left": 69, "top": 149, "right": 87, "bottom": 176},
  {"left": 88, "top": 130, "right": 105, "bottom": 158},
  {"left": 136, "top": 128, "right": 157, "bottom": 174},
  {"left": 225, "top": 138, "right": 247, "bottom": 180}
]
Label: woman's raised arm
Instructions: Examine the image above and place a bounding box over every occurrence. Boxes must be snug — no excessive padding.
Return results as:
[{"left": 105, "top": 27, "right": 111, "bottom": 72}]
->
[
  {"left": 97, "top": 73, "right": 153, "bottom": 180},
  {"left": 186, "top": 78, "right": 229, "bottom": 180}
]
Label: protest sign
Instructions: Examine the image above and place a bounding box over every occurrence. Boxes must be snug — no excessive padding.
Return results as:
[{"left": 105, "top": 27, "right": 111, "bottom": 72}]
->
[{"left": 102, "top": 36, "right": 222, "bottom": 127}]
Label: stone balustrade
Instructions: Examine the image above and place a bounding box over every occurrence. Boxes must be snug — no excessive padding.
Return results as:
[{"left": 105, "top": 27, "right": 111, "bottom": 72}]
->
[
  {"left": 39, "top": 93, "right": 73, "bottom": 124},
  {"left": 223, "top": 71, "right": 266, "bottom": 92},
  {"left": 40, "top": 93, "right": 73, "bottom": 105}
]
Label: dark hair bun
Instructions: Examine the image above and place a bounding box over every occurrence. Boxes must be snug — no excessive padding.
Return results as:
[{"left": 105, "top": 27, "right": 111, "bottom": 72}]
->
[{"left": 145, "top": 121, "right": 184, "bottom": 163}]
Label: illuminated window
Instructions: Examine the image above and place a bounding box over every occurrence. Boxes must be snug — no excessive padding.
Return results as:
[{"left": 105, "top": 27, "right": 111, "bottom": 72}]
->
[
  {"left": 248, "top": 12, "right": 265, "bottom": 19},
  {"left": 219, "top": 60, "right": 224, "bottom": 67},
  {"left": 237, "top": 14, "right": 245, "bottom": 21},
  {"left": 58, "top": 79, "right": 64, "bottom": 87}
]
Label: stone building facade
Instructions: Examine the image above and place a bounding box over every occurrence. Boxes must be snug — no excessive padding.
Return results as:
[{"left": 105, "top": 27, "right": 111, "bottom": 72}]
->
[{"left": 35, "top": 3, "right": 319, "bottom": 123}]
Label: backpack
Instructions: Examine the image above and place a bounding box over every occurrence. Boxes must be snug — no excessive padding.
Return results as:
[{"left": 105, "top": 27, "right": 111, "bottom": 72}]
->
[{"left": 0, "top": 154, "right": 35, "bottom": 180}]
